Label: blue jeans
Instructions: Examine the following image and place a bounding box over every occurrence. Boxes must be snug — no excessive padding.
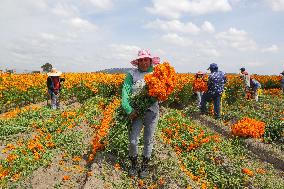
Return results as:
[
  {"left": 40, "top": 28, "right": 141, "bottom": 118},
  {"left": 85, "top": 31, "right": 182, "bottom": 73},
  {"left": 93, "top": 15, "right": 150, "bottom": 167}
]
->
[
  {"left": 48, "top": 90, "right": 59, "bottom": 109},
  {"left": 196, "top": 91, "right": 204, "bottom": 107},
  {"left": 128, "top": 109, "right": 159, "bottom": 158},
  {"left": 200, "top": 92, "right": 221, "bottom": 118}
]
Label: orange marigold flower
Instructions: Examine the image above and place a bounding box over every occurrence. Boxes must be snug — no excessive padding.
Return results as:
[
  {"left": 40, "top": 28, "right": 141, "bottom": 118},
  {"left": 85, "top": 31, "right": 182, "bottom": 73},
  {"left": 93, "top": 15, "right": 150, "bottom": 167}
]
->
[
  {"left": 62, "top": 175, "right": 70, "bottom": 181},
  {"left": 242, "top": 168, "right": 254, "bottom": 176},
  {"left": 11, "top": 173, "right": 20, "bottom": 181},
  {"left": 114, "top": 163, "right": 121, "bottom": 170},
  {"left": 72, "top": 156, "right": 81, "bottom": 162},
  {"left": 256, "top": 168, "right": 266, "bottom": 174}
]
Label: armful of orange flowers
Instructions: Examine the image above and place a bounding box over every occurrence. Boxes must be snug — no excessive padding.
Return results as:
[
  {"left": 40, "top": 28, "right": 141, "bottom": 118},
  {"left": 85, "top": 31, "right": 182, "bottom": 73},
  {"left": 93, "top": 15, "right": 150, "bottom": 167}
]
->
[{"left": 130, "top": 62, "right": 177, "bottom": 119}]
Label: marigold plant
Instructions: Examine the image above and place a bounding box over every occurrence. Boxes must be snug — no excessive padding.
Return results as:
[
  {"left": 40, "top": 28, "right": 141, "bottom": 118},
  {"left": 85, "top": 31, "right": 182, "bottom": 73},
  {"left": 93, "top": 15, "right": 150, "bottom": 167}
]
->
[
  {"left": 231, "top": 117, "right": 266, "bottom": 138},
  {"left": 242, "top": 168, "right": 254, "bottom": 177}
]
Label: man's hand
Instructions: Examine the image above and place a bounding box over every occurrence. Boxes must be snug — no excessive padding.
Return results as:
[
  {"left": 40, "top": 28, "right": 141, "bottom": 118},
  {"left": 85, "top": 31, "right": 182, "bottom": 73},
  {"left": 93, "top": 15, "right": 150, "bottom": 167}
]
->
[
  {"left": 129, "top": 111, "right": 138, "bottom": 121},
  {"left": 54, "top": 90, "right": 59, "bottom": 95}
]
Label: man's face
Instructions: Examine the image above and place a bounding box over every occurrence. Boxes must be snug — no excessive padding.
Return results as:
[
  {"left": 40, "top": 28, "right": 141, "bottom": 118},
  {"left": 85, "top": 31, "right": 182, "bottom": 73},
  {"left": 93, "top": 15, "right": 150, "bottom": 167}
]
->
[{"left": 138, "top": 57, "right": 151, "bottom": 71}]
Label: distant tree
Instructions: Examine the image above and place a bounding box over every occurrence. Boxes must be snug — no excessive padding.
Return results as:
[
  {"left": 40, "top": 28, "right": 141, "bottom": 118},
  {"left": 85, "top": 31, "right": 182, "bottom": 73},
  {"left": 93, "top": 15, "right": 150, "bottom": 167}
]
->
[{"left": 41, "top": 63, "right": 53, "bottom": 73}]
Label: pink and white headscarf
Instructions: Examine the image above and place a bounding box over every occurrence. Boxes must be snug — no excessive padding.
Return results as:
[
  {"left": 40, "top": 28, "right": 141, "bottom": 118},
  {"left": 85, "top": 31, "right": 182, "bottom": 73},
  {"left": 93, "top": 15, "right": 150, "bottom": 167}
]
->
[{"left": 130, "top": 49, "right": 160, "bottom": 66}]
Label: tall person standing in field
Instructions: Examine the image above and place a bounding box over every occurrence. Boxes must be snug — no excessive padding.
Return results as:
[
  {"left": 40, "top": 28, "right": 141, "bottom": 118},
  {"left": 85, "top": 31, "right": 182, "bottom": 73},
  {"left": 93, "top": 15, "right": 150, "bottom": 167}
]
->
[
  {"left": 240, "top": 67, "right": 251, "bottom": 99},
  {"left": 200, "top": 63, "right": 227, "bottom": 119},
  {"left": 47, "top": 68, "right": 65, "bottom": 109},
  {"left": 121, "top": 49, "right": 160, "bottom": 179}
]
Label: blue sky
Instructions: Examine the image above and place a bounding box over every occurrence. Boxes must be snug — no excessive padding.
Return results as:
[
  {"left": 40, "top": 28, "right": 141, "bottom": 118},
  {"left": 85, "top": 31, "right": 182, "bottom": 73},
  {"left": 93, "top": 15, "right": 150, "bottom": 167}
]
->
[{"left": 0, "top": 0, "right": 284, "bottom": 74}]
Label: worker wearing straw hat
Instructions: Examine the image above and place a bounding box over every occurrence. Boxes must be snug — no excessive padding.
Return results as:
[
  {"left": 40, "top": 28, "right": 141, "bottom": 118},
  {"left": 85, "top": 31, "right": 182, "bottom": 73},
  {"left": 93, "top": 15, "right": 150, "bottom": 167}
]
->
[{"left": 47, "top": 68, "right": 65, "bottom": 109}]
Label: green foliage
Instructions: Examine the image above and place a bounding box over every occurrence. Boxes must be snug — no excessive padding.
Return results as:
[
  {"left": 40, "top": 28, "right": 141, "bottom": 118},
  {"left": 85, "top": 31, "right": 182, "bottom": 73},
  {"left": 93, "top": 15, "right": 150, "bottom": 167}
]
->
[
  {"left": 224, "top": 79, "right": 245, "bottom": 105},
  {"left": 264, "top": 119, "right": 284, "bottom": 142},
  {"left": 73, "top": 82, "right": 95, "bottom": 103},
  {"left": 105, "top": 107, "right": 130, "bottom": 160},
  {"left": 96, "top": 83, "right": 121, "bottom": 98},
  {"left": 167, "top": 83, "right": 195, "bottom": 108}
]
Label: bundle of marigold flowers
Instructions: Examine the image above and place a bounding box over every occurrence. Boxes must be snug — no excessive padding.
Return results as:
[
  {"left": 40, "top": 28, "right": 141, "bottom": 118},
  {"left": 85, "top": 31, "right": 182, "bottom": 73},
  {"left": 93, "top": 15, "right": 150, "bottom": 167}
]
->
[
  {"left": 231, "top": 117, "right": 265, "bottom": 138},
  {"left": 144, "top": 62, "right": 177, "bottom": 101},
  {"left": 131, "top": 62, "right": 177, "bottom": 117}
]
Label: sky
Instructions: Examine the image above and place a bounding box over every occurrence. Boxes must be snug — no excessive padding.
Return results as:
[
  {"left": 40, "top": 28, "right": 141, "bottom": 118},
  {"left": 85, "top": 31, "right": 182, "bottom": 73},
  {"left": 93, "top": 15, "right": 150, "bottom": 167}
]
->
[{"left": 0, "top": 0, "right": 284, "bottom": 74}]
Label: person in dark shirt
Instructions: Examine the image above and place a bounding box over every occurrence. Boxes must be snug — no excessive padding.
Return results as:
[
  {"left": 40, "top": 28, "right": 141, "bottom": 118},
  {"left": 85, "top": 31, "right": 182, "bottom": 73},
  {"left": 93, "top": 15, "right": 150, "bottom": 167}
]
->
[
  {"left": 200, "top": 63, "right": 227, "bottom": 119},
  {"left": 47, "top": 68, "right": 65, "bottom": 109}
]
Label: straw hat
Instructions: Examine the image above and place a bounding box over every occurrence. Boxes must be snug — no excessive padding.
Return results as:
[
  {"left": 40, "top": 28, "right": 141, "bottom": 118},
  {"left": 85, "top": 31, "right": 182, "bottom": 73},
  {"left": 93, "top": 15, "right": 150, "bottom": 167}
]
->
[{"left": 47, "top": 68, "right": 62, "bottom": 77}]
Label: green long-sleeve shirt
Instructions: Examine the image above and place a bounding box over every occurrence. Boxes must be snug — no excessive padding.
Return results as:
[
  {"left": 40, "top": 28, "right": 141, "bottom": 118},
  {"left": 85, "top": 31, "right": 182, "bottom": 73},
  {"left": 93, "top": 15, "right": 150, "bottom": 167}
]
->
[
  {"left": 121, "top": 73, "right": 134, "bottom": 114},
  {"left": 121, "top": 67, "right": 153, "bottom": 114}
]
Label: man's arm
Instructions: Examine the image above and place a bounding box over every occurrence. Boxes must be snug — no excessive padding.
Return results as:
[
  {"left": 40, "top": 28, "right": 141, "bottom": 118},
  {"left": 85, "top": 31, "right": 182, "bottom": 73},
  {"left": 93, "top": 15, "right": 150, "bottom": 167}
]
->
[{"left": 47, "top": 77, "right": 53, "bottom": 90}]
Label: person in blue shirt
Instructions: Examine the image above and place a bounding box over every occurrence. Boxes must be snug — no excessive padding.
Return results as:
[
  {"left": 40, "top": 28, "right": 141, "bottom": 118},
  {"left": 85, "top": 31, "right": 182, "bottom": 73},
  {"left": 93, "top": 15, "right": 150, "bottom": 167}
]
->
[{"left": 200, "top": 63, "right": 227, "bottom": 119}]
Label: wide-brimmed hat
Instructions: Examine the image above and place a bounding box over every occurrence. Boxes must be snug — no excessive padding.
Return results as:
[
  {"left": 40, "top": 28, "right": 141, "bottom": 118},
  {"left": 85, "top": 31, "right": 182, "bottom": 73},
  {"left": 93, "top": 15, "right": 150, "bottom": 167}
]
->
[
  {"left": 47, "top": 68, "right": 62, "bottom": 77},
  {"left": 131, "top": 49, "right": 160, "bottom": 66},
  {"left": 196, "top": 71, "right": 204, "bottom": 75}
]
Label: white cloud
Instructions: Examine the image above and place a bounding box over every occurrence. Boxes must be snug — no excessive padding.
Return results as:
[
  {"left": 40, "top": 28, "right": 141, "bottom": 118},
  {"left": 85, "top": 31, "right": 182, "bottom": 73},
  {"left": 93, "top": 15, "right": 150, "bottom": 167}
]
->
[
  {"left": 145, "top": 19, "right": 200, "bottom": 34},
  {"left": 161, "top": 33, "right": 192, "bottom": 46},
  {"left": 201, "top": 21, "right": 215, "bottom": 33},
  {"left": 146, "top": 0, "right": 232, "bottom": 18},
  {"left": 87, "top": 0, "right": 113, "bottom": 11},
  {"left": 265, "top": 0, "right": 284, "bottom": 11},
  {"left": 0, "top": 1, "right": 105, "bottom": 72},
  {"left": 215, "top": 27, "right": 257, "bottom": 51},
  {"left": 261, "top": 45, "right": 279, "bottom": 53},
  {"left": 51, "top": 2, "right": 79, "bottom": 17},
  {"left": 68, "top": 17, "right": 97, "bottom": 31},
  {"left": 200, "top": 48, "right": 220, "bottom": 57},
  {"left": 146, "top": 0, "right": 190, "bottom": 19},
  {"left": 40, "top": 33, "right": 57, "bottom": 41},
  {"left": 109, "top": 44, "right": 140, "bottom": 60},
  {"left": 246, "top": 61, "right": 265, "bottom": 67}
]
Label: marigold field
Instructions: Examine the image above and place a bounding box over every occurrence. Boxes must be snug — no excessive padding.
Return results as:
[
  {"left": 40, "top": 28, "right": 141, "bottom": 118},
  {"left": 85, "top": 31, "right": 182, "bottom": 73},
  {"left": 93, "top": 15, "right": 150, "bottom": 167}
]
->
[{"left": 0, "top": 72, "right": 283, "bottom": 189}]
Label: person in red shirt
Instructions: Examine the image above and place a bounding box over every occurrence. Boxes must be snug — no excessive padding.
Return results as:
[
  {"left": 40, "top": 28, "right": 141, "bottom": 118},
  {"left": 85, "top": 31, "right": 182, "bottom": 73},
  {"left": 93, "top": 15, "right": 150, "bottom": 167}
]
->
[{"left": 47, "top": 68, "right": 65, "bottom": 109}]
